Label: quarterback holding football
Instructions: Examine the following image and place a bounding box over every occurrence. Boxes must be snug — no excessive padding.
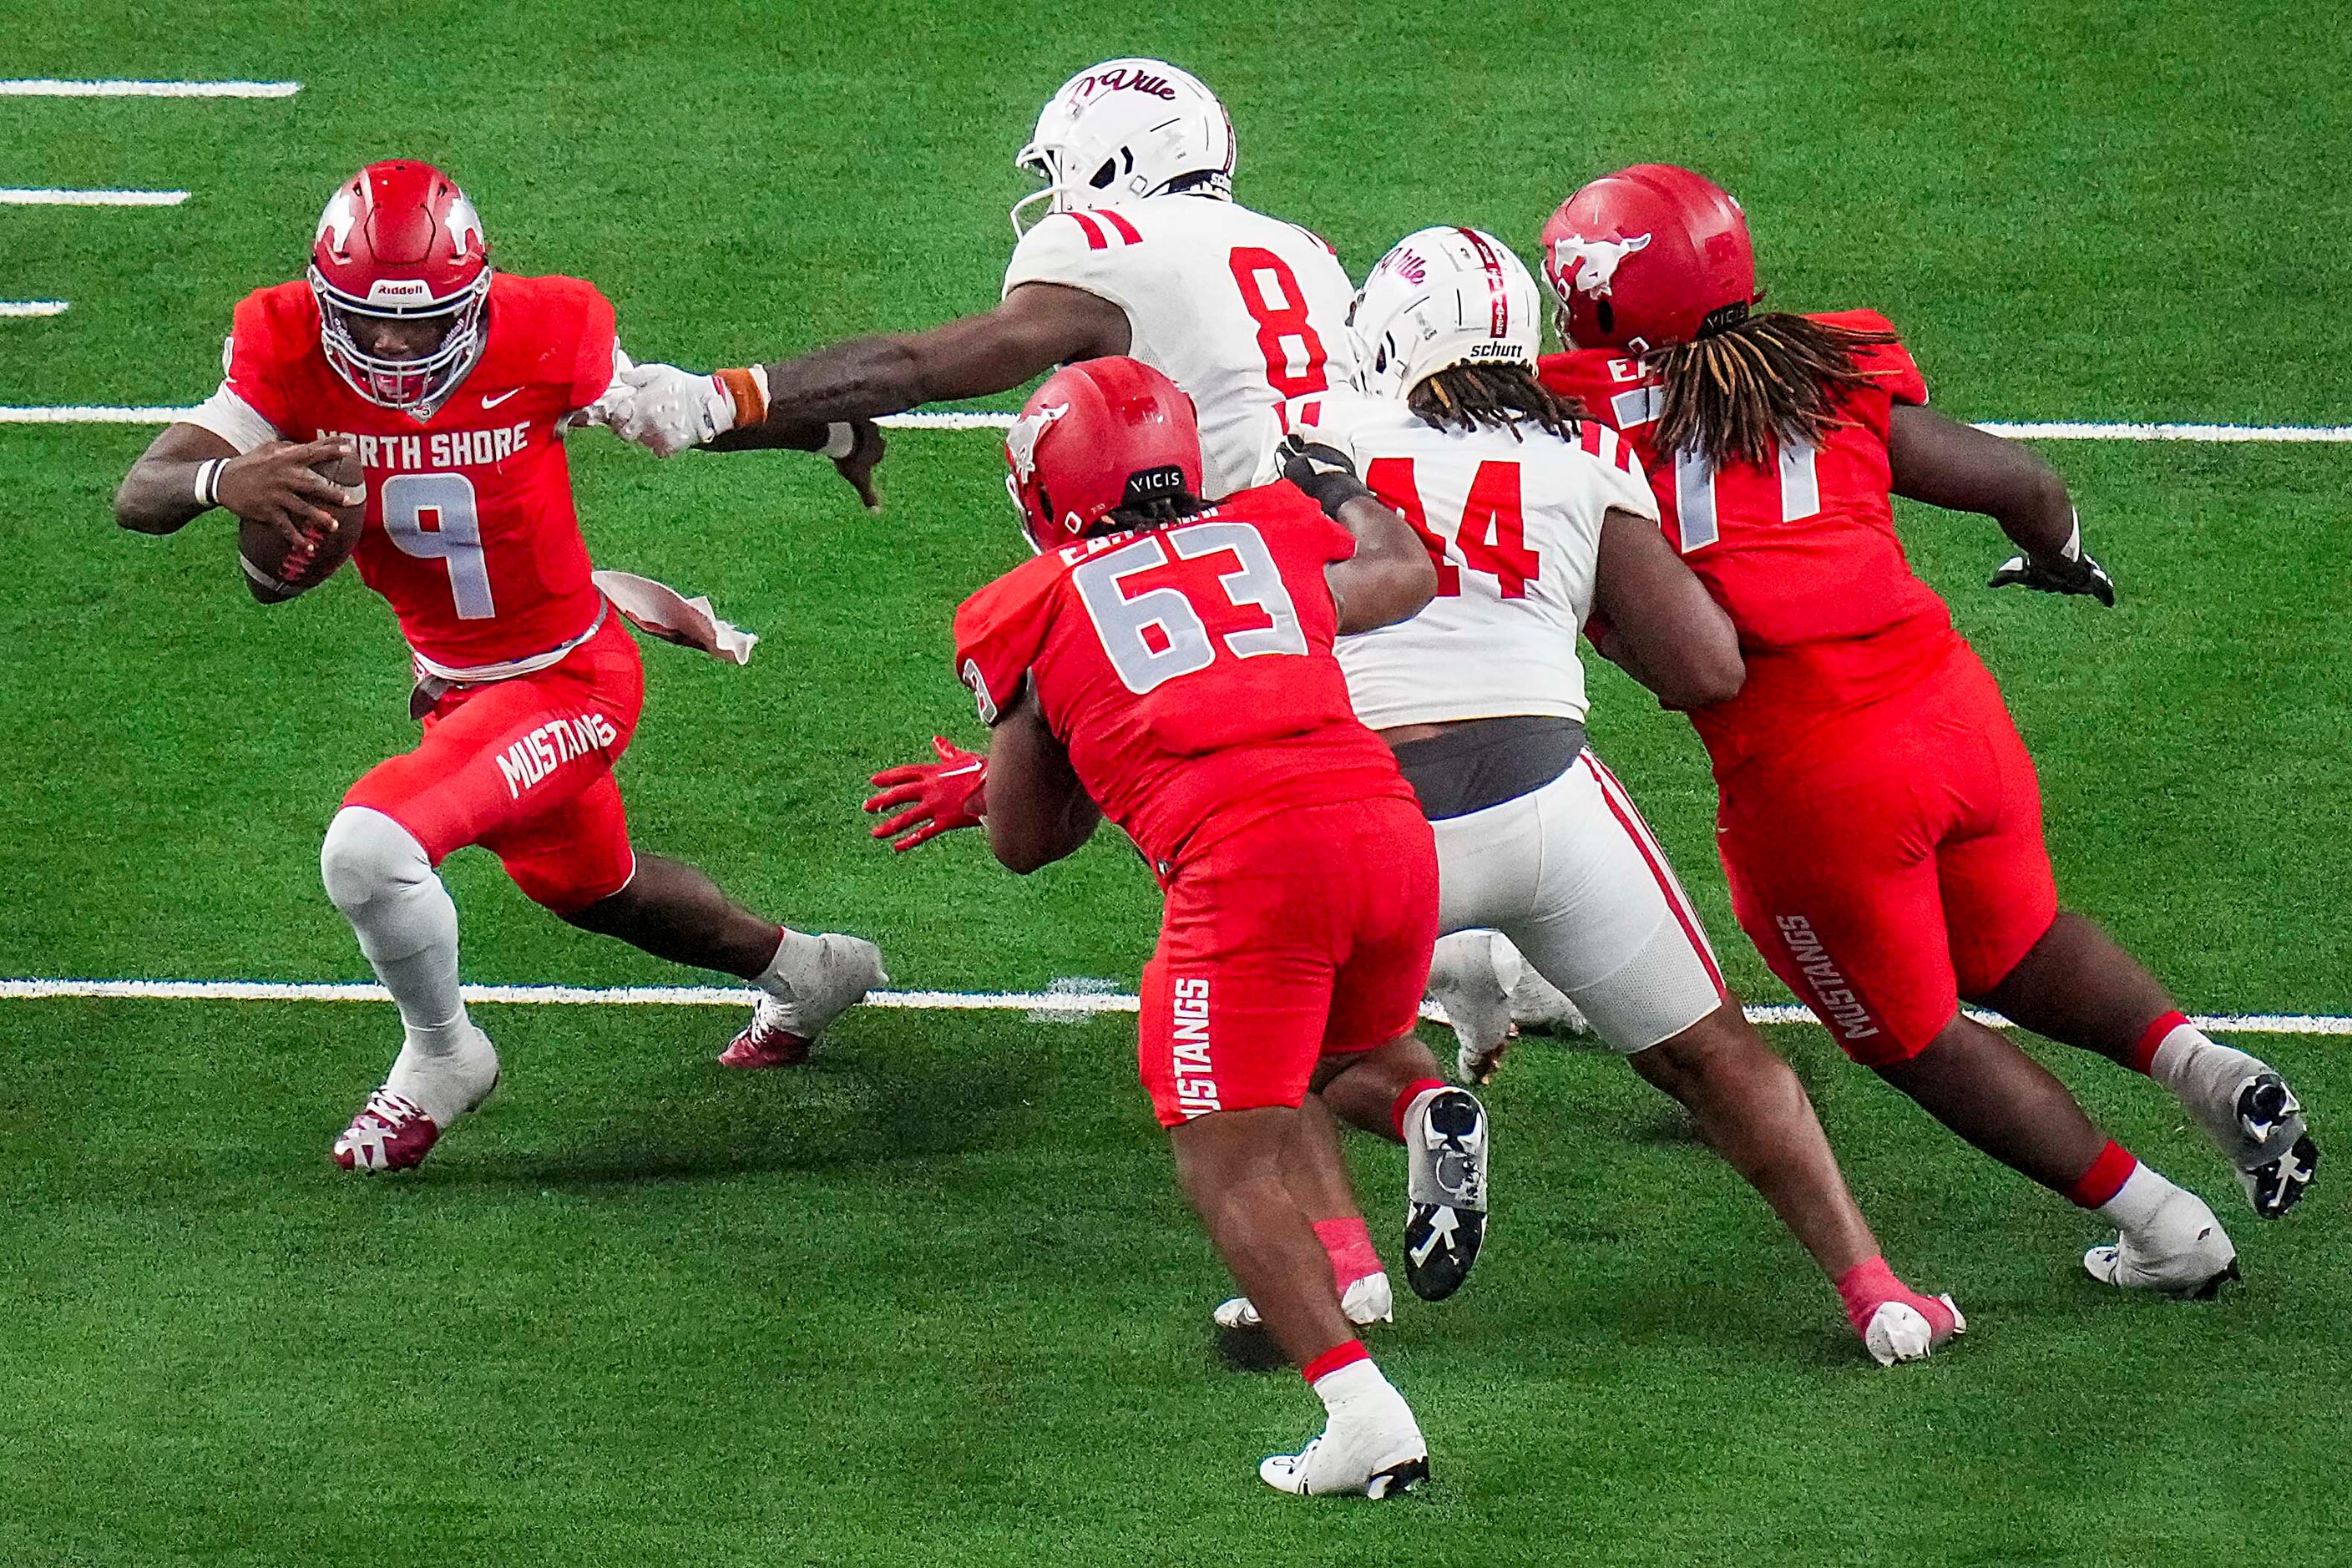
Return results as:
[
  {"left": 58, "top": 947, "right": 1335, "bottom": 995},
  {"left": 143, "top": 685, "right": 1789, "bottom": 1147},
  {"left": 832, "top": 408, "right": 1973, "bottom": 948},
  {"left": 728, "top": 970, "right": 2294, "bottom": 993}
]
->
[{"left": 114, "top": 159, "right": 887, "bottom": 1171}]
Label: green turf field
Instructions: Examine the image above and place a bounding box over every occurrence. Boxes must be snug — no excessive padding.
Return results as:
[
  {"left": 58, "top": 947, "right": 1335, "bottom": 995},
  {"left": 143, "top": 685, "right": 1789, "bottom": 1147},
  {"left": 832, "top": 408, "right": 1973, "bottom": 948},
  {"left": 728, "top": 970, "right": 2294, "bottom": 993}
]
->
[{"left": 4, "top": 3, "right": 2349, "bottom": 1562}]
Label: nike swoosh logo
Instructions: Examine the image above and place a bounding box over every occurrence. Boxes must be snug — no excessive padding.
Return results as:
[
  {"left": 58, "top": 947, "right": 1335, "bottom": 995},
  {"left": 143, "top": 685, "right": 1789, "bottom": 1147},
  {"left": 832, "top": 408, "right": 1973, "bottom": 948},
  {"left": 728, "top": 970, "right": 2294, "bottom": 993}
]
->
[{"left": 481, "top": 387, "right": 522, "bottom": 409}]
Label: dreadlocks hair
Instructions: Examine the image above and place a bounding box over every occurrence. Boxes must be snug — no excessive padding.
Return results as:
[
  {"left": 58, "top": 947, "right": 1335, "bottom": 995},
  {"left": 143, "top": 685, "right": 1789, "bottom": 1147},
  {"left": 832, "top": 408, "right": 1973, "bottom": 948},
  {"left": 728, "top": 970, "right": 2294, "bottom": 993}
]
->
[
  {"left": 1406, "top": 361, "right": 1584, "bottom": 444},
  {"left": 1642, "top": 310, "right": 1899, "bottom": 469}
]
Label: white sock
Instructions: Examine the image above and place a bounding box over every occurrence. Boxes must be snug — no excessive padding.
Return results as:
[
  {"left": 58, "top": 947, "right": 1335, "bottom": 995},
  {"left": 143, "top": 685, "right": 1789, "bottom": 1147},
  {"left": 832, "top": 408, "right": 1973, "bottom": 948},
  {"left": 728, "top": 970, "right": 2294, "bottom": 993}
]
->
[
  {"left": 2098, "top": 1161, "right": 2186, "bottom": 1237},
  {"left": 1312, "top": 1355, "right": 1393, "bottom": 1417},
  {"left": 321, "top": 808, "right": 484, "bottom": 1119},
  {"left": 2148, "top": 1022, "right": 2269, "bottom": 1131},
  {"left": 754, "top": 928, "right": 826, "bottom": 1004}
]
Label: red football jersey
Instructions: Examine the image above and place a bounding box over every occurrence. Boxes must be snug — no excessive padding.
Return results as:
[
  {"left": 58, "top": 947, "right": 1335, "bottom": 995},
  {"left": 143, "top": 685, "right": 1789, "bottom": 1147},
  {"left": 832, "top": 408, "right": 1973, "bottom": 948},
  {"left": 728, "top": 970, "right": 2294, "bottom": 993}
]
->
[
  {"left": 953, "top": 483, "right": 1414, "bottom": 871},
  {"left": 222, "top": 273, "right": 619, "bottom": 670},
  {"left": 1539, "top": 310, "right": 1963, "bottom": 769}
]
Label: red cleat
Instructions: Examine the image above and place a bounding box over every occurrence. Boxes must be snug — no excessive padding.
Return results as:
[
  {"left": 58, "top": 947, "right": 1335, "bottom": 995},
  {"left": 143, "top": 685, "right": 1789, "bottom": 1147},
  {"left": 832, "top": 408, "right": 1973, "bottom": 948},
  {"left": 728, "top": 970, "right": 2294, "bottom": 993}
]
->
[
  {"left": 719, "top": 999, "right": 814, "bottom": 1069},
  {"left": 331, "top": 1089, "right": 443, "bottom": 1171}
]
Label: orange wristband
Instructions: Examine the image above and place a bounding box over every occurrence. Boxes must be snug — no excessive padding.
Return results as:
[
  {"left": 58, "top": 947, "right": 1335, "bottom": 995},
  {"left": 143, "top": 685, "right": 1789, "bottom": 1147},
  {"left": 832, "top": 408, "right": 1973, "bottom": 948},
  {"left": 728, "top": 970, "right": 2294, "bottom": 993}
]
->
[{"left": 714, "top": 366, "right": 767, "bottom": 428}]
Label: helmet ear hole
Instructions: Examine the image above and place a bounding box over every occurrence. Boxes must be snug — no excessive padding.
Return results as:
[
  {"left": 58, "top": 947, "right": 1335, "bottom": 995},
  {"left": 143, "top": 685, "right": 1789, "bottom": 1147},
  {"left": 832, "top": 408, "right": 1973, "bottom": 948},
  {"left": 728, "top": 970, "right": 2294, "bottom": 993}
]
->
[
  {"left": 1595, "top": 300, "right": 1615, "bottom": 336},
  {"left": 1090, "top": 158, "right": 1117, "bottom": 190}
]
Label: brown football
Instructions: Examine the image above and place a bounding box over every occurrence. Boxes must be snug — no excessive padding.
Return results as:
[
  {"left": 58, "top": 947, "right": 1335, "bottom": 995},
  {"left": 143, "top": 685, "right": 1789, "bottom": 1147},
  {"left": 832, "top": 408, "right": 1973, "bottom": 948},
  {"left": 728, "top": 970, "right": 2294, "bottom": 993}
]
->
[{"left": 240, "top": 449, "right": 364, "bottom": 604}]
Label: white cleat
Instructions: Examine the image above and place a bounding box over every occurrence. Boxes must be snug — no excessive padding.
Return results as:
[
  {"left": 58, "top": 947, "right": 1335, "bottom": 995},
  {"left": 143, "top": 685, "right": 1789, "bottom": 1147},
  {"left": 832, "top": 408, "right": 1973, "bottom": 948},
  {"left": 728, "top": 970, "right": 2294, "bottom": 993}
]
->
[
  {"left": 1260, "top": 1414, "right": 1429, "bottom": 1499},
  {"left": 720, "top": 934, "right": 886, "bottom": 1068},
  {"left": 2220, "top": 1072, "right": 2319, "bottom": 1219},
  {"left": 1403, "top": 1087, "right": 1489, "bottom": 1302},
  {"left": 1863, "top": 1295, "right": 1966, "bottom": 1367},
  {"left": 2085, "top": 1189, "right": 2240, "bottom": 1299},
  {"left": 1215, "top": 1273, "right": 1395, "bottom": 1335}
]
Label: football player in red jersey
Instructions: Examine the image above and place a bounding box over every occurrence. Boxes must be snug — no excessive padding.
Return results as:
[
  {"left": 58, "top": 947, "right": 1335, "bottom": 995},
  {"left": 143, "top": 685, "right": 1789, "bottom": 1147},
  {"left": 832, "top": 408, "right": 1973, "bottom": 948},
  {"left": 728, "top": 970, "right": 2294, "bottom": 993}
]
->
[
  {"left": 898, "top": 355, "right": 1469, "bottom": 1497},
  {"left": 113, "top": 160, "right": 887, "bottom": 1172},
  {"left": 1534, "top": 164, "right": 2317, "bottom": 1296}
]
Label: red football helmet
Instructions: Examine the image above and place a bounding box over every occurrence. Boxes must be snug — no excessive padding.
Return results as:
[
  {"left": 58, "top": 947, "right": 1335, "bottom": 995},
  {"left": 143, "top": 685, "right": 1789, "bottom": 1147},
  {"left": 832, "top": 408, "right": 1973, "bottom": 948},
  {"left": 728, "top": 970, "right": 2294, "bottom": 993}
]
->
[
  {"left": 1540, "top": 164, "right": 1759, "bottom": 353},
  {"left": 307, "top": 159, "right": 493, "bottom": 410},
  {"left": 1003, "top": 357, "right": 1204, "bottom": 553}
]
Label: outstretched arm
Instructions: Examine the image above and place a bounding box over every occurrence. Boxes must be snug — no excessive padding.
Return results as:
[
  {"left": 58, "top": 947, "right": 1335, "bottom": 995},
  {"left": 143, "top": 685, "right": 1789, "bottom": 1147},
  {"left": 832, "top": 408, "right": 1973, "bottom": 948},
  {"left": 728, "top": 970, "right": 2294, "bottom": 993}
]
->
[
  {"left": 1887, "top": 402, "right": 2113, "bottom": 604},
  {"left": 983, "top": 686, "right": 1101, "bottom": 874},
  {"left": 748, "top": 282, "right": 1127, "bottom": 430},
  {"left": 1588, "top": 506, "right": 1744, "bottom": 710}
]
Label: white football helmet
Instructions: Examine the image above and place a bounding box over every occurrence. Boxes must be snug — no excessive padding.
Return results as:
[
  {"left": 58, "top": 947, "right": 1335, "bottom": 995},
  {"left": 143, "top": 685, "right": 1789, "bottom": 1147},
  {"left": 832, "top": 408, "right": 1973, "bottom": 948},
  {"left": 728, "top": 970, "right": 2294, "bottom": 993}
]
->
[
  {"left": 1011, "top": 58, "right": 1235, "bottom": 235},
  {"left": 1348, "top": 226, "right": 1543, "bottom": 401}
]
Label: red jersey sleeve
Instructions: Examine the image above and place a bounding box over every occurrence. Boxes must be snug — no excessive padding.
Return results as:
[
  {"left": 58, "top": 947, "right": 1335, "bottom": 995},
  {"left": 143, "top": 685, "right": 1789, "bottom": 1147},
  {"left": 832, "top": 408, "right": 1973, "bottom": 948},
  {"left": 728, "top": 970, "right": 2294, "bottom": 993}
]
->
[
  {"left": 222, "top": 283, "right": 316, "bottom": 436},
  {"left": 567, "top": 281, "right": 620, "bottom": 411},
  {"left": 952, "top": 554, "right": 1064, "bottom": 725}
]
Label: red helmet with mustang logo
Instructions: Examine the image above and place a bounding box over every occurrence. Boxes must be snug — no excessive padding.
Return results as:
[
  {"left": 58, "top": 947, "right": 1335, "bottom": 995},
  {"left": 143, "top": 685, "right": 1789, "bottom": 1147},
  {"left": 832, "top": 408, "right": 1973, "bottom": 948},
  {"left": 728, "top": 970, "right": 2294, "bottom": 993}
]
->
[
  {"left": 1003, "top": 357, "right": 1204, "bottom": 553},
  {"left": 308, "top": 159, "right": 493, "bottom": 410},
  {"left": 1540, "top": 163, "right": 1759, "bottom": 354}
]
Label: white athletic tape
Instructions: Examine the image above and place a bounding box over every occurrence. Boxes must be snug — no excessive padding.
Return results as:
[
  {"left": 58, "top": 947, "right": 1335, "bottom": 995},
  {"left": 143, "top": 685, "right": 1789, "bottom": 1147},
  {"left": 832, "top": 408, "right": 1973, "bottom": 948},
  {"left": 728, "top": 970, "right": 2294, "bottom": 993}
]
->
[
  {"left": 3, "top": 403, "right": 2350, "bottom": 443},
  {"left": 0, "top": 188, "right": 188, "bottom": 206},
  {"left": 0, "top": 301, "right": 69, "bottom": 318},
  {"left": 0, "top": 79, "right": 301, "bottom": 98},
  {"left": 1, "top": 976, "right": 2344, "bottom": 1035}
]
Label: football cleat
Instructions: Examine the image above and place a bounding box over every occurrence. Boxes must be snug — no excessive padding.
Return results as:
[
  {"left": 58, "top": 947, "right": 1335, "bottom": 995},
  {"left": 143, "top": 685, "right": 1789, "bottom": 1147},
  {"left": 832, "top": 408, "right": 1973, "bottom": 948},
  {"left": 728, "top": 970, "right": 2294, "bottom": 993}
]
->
[
  {"left": 719, "top": 933, "right": 886, "bottom": 1069},
  {"left": 2084, "top": 1188, "right": 2239, "bottom": 1299},
  {"left": 2229, "top": 1072, "right": 2318, "bottom": 1219},
  {"left": 332, "top": 1089, "right": 443, "bottom": 1172},
  {"left": 1260, "top": 1404, "right": 1429, "bottom": 1499},
  {"left": 1403, "top": 1087, "right": 1489, "bottom": 1302},
  {"left": 1863, "top": 1295, "right": 1966, "bottom": 1367}
]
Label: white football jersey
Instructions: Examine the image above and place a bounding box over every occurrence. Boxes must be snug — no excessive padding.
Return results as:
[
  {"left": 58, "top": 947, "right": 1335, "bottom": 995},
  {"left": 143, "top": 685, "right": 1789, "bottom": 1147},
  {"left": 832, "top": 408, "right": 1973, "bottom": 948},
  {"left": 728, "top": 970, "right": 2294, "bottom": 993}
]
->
[
  {"left": 1003, "top": 195, "right": 1358, "bottom": 499},
  {"left": 1262, "top": 393, "right": 1661, "bottom": 728}
]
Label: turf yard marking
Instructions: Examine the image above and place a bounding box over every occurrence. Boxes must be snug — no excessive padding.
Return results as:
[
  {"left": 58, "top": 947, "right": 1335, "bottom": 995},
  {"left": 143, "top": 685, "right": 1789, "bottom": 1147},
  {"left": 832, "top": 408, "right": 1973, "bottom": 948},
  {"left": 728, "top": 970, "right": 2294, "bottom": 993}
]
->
[
  {"left": 0, "top": 301, "right": 68, "bottom": 317},
  {"left": 5, "top": 405, "right": 2352, "bottom": 443},
  {"left": 0, "top": 188, "right": 188, "bottom": 206},
  {"left": 3, "top": 976, "right": 2345, "bottom": 1035},
  {"left": 0, "top": 78, "right": 301, "bottom": 98}
]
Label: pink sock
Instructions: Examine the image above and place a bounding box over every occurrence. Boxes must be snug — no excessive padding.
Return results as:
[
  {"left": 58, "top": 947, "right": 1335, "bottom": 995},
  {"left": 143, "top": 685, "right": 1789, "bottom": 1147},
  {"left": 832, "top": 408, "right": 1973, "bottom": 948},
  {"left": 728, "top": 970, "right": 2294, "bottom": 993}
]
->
[
  {"left": 1834, "top": 1255, "right": 1956, "bottom": 1343},
  {"left": 1390, "top": 1077, "right": 1447, "bottom": 1141},
  {"left": 1312, "top": 1216, "right": 1383, "bottom": 1292}
]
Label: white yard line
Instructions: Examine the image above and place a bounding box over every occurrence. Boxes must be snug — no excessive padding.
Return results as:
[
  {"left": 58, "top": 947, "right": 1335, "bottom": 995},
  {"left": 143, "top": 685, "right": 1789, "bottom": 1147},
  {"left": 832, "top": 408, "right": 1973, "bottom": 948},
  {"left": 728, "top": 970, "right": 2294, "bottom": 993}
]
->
[
  {"left": 3, "top": 404, "right": 2350, "bottom": 442},
  {"left": 1, "top": 975, "right": 2343, "bottom": 1035},
  {"left": 0, "top": 301, "right": 69, "bottom": 317},
  {"left": 0, "top": 78, "right": 300, "bottom": 98},
  {"left": 0, "top": 188, "right": 187, "bottom": 206}
]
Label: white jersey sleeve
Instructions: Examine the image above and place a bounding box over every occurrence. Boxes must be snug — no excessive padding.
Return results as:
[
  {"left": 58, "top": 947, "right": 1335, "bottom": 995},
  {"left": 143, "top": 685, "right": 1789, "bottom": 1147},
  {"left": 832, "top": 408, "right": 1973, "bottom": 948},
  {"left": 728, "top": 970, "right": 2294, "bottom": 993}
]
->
[
  {"left": 1321, "top": 397, "right": 1658, "bottom": 730},
  {"left": 1003, "top": 197, "right": 1359, "bottom": 500},
  {"left": 183, "top": 335, "right": 283, "bottom": 453}
]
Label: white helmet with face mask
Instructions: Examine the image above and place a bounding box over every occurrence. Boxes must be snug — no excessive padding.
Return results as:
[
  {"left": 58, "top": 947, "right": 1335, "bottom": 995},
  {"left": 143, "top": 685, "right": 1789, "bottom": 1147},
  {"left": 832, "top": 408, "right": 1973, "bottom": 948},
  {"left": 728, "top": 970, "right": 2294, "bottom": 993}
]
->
[
  {"left": 1348, "top": 225, "right": 1544, "bottom": 402},
  {"left": 1011, "top": 58, "right": 1236, "bottom": 235}
]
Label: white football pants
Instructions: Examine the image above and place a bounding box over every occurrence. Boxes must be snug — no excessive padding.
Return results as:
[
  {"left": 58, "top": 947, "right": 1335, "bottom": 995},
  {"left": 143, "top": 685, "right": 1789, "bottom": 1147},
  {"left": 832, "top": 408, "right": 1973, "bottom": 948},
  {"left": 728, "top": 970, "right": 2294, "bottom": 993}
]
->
[{"left": 1433, "top": 751, "right": 1725, "bottom": 1053}]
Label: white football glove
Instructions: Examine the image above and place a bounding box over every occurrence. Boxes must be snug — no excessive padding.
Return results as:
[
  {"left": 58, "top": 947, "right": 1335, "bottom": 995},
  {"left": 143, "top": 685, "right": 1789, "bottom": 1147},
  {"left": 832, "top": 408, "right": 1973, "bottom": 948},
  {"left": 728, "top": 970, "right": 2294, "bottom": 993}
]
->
[{"left": 609, "top": 360, "right": 739, "bottom": 458}]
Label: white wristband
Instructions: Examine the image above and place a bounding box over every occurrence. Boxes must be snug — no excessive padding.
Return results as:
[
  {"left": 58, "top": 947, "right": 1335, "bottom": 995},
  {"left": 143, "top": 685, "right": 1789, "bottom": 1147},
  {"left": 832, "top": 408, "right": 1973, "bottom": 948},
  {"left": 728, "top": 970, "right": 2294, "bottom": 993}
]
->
[
  {"left": 192, "top": 457, "right": 227, "bottom": 510},
  {"left": 822, "top": 421, "right": 857, "bottom": 460}
]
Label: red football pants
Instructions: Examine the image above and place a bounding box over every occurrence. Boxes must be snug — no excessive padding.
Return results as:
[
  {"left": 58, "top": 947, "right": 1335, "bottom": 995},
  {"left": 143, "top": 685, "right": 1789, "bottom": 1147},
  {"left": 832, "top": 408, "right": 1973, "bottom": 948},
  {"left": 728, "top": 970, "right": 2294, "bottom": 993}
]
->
[
  {"left": 1715, "top": 648, "right": 2059, "bottom": 1065},
  {"left": 1136, "top": 797, "right": 1439, "bottom": 1128},
  {"left": 343, "top": 614, "right": 645, "bottom": 913}
]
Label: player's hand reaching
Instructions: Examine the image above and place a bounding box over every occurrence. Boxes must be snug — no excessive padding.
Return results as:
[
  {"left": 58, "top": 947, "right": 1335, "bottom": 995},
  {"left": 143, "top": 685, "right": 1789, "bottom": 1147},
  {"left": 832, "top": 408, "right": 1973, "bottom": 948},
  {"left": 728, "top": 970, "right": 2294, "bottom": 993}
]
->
[
  {"left": 829, "top": 417, "right": 886, "bottom": 513},
  {"left": 610, "top": 361, "right": 739, "bottom": 458},
  {"left": 1988, "top": 545, "right": 2117, "bottom": 606},
  {"left": 863, "top": 736, "right": 986, "bottom": 852},
  {"left": 215, "top": 438, "right": 361, "bottom": 550}
]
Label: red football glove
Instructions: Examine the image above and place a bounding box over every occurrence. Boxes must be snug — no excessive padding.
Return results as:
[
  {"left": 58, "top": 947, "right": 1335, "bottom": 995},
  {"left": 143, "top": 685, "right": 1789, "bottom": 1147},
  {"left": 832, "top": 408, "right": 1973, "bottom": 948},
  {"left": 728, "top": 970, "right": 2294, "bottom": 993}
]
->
[{"left": 863, "top": 736, "right": 988, "bottom": 852}]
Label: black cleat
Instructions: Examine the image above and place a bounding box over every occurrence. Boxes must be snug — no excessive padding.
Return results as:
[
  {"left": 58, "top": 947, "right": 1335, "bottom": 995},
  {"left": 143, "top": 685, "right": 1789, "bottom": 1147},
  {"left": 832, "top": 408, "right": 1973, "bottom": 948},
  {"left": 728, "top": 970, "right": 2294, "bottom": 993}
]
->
[{"left": 1403, "top": 1086, "right": 1489, "bottom": 1302}]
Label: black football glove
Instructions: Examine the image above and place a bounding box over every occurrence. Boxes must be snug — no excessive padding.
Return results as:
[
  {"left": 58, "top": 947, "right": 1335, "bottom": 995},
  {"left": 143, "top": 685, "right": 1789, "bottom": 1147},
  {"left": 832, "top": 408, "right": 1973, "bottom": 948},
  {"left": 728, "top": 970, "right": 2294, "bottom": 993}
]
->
[
  {"left": 1988, "top": 547, "right": 2117, "bottom": 607},
  {"left": 1278, "top": 433, "right": 1373, "bottom": 518}
]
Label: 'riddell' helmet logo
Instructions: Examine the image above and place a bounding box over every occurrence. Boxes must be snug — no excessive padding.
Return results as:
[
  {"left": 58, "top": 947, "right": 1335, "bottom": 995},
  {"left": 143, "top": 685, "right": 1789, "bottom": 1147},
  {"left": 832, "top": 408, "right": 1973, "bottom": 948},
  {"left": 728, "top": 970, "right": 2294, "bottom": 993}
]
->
[
  {"left": 1006, "top": 401, "right": 1070, "bottom": 482},
  {"left": 1555, "top": 232, "right": 1652, "bottom": 297},
  {"left": 1074, "top": 66, "right": 1176, "bottom": 100}
]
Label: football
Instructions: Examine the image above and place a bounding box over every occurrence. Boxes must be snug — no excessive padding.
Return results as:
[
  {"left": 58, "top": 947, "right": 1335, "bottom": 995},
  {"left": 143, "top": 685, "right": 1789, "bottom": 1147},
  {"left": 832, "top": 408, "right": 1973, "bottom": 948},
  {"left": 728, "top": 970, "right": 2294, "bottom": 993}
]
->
[{"left": 239, "top": 448, "right": 363, "bottom": 603}]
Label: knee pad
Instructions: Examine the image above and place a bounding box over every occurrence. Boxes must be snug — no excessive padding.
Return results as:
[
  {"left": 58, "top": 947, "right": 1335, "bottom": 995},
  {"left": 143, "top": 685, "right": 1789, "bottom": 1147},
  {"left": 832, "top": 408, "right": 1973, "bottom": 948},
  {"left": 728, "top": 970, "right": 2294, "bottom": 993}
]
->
[{"left": 320, "top": 806, "right": 433, "bottom": 914}]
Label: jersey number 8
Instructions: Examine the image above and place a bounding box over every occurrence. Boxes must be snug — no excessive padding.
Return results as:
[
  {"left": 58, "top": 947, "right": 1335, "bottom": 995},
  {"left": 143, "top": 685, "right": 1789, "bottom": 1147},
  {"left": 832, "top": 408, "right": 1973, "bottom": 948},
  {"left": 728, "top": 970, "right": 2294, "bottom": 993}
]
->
[{"left": 1227, "top": 247, "right": 1329, "bottom": 400}]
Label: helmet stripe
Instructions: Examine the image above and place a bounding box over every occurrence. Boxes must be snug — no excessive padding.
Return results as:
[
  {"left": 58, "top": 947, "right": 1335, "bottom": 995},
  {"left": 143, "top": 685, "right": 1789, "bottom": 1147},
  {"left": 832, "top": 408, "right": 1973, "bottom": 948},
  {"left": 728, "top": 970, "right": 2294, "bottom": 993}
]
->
[{"left": 1454, "top": 226, "right": 1511, "bottom": 338}]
